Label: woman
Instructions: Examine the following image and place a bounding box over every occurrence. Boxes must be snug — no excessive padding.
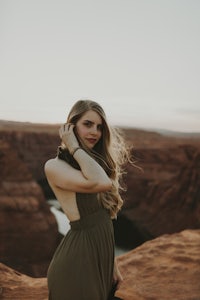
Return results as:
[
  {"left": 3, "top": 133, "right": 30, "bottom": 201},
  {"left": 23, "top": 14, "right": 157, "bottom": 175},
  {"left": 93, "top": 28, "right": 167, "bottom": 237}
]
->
[{"left": 45, "top": 99, "right": 131, "bottom": 300}]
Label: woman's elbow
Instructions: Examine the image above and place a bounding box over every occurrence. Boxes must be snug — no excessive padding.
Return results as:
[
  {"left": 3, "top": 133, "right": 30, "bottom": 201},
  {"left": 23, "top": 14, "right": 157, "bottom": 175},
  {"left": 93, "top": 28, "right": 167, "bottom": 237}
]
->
[
  {"left": 106, "top": 178, "right": 112, "bottom": 190},
  {"left": 97, "top": 178, "right": 112, "bottom": 192},
  {"left": 85, "top": 177, "right": 111, "bottom": 193}
]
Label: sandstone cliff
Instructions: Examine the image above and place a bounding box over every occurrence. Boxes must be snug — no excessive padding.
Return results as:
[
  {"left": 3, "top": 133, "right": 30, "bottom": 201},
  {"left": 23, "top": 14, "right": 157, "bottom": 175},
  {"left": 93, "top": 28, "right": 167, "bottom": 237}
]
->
[
  {"left": 0, "top": 262, "right": 48, "bottom": 300},
  {"left": 115, "top": 229, "right": 200, "bottom": 300},
  {"left": 116, "top": 142, "right": 200, "bottom": 248},
  {"left": 0, "top": 120, "right": 200, "bottom": 277},
  {"left": 0, "top": 135, "right": 61, "bottom": 277}
]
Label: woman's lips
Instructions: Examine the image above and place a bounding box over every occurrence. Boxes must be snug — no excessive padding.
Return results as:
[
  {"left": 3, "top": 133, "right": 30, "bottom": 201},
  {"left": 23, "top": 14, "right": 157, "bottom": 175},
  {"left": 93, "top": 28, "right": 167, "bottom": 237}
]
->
[{"left": 86, "top": 138, "right": 97, "bottom": 144}]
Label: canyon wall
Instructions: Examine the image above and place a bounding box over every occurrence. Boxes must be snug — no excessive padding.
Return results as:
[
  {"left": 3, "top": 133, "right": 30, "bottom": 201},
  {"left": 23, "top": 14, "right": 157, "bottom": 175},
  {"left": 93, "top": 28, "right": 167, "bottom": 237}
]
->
[
  {"left": 0, "top": 126, "right": 61, "bottom": 277},
  {"left": 0, "top": 121, "right": 200, "bottom": 276}
]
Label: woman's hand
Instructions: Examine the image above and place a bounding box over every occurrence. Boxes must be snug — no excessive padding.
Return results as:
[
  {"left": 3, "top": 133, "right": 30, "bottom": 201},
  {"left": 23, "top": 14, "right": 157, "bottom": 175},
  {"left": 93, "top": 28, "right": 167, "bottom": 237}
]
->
[
  {"left": 59, "top": 123, "right": 79, "bottom": 154},
  {"left": 113, "top": 259, "right": 123, "bottom": 290}
]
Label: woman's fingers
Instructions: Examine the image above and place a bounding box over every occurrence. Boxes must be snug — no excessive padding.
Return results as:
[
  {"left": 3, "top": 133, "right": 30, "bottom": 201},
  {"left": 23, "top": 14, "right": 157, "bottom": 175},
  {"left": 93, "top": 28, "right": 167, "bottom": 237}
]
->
[
  {"left": 68, "top": 124, "right": 75, "bottom": 132},
  {"left": 59, "top": 123, "right": 79, "bottom": 153},
  {"left": 59, "top": 123, "right": 75, "bottom": 139},
  {"left": 59, "top": 124, "right": 66, "bottom": 138},
  {"left": 63, "top": 123, "right": 74, "bottom": 131}
]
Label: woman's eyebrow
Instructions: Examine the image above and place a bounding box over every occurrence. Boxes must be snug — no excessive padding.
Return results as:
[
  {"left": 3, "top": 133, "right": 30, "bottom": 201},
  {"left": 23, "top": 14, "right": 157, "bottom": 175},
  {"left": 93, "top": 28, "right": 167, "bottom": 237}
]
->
[{"left": 83, "top": 119, "right": 102, "bottom": 125}]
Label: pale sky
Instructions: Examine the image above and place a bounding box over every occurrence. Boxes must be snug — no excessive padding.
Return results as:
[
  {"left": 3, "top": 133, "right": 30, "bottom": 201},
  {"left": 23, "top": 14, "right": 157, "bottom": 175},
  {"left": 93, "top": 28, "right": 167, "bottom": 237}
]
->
[{"left": 0, "top": 0, "right": 200, "bottom": 132}]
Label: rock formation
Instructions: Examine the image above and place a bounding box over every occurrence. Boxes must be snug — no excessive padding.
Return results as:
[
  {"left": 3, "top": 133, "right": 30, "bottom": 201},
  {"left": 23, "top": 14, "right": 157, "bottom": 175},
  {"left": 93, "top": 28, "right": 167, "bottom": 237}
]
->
[
  {"left": 0, "top": 137, "right": 61, "bottom": 277},
  {"left": 0, "top": 263, "right": 48, "bottom": 300},
  {"left": 115, "top": 137, "right": 200, "bottom": 248},
  {"left": 115, "top": 229, "right": 200, "bottom": 300}
]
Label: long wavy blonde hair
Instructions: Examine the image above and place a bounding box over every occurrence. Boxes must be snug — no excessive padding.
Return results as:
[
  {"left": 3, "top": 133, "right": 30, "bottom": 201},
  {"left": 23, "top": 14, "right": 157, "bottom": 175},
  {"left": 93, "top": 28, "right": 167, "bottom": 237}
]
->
[{"left": 64, "top": 99, "right": 132, "bottom": 219}]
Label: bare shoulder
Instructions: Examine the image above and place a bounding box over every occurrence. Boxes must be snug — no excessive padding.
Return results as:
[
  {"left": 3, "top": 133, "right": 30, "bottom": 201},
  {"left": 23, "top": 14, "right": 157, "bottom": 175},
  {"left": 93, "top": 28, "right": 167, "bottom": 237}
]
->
[
  {"left": 44, "top": 157, "right": 70, "bottom": 173},
  {"left": 44, "top": 157, "right": 56, "bottom": 173},
  {"left": 44, "top": 157, "right": 74, "bottom": 187}
]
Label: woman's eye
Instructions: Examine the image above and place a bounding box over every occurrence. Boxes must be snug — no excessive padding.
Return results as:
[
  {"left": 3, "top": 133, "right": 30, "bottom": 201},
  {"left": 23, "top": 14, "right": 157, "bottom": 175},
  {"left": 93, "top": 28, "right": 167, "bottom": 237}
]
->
[
  {"left": 84, "top": 121, "right": 91, "bottom": 127},
  {"left": 97, "top": 125, "right": 103, "bottom": 131},
  {"left": 83, "top": 121, "right": 102, "bottom": 131}
]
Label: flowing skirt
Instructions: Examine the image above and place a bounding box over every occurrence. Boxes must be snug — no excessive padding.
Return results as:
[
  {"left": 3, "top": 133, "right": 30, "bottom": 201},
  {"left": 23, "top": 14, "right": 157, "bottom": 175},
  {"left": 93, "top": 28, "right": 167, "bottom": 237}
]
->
[{"left": 47, "top": 209, "right": 115, "bottom": 300}]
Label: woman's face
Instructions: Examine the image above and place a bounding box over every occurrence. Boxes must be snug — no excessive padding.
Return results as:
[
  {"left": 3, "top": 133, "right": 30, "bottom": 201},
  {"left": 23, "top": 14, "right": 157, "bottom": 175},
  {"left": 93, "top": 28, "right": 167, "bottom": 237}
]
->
[{"left": 75, "top": 110, "right": 103, "bottom": 149}]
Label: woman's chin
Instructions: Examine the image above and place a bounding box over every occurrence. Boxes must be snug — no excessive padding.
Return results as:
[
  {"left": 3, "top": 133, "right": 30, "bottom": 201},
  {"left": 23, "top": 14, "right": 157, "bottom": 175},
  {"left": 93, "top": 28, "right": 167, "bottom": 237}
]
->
[
  {"left": 88, "top": 145, "right": 95, "bottom": 150},
  {"left": 82, "top": 142, "right": 95, "bottom": 150}
]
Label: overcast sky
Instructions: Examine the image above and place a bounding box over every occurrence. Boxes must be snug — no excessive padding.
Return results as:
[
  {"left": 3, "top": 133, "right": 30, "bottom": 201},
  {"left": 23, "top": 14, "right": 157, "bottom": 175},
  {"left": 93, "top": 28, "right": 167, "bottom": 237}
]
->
[{"left": 0, "top": 0, "right": 200, "bottom": 132}]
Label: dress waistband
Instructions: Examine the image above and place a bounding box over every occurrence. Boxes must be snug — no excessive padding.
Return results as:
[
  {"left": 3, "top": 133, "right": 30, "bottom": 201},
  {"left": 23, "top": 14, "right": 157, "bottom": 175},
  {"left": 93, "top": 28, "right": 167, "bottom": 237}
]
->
[{"left": 70, "top": 209, "right": 111, "bottom": 230}]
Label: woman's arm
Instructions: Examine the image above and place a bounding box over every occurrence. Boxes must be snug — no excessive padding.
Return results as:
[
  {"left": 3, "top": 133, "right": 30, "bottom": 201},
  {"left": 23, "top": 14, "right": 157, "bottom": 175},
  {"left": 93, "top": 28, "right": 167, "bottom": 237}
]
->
[
  {"left": 44, "top": 124, "right": 112, "bottom": 193},
  {"left": 45, "top": 150, "right": 112, "bottom": 193},
  {"left": 113, "top": 258, "right": 123, "bottom": 289}
]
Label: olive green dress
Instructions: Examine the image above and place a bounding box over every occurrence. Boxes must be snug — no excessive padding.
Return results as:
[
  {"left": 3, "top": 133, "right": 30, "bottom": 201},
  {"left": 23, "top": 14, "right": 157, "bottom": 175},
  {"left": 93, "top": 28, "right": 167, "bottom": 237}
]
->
[{"left": 47, "top": 153, "right": 115, "bottom": 300}]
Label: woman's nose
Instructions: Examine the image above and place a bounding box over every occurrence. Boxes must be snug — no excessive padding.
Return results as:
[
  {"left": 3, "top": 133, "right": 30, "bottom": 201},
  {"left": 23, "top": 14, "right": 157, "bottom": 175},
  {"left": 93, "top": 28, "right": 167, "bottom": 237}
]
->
[{"left": 91, "top": 126, "right": 98, "bottom": 135}]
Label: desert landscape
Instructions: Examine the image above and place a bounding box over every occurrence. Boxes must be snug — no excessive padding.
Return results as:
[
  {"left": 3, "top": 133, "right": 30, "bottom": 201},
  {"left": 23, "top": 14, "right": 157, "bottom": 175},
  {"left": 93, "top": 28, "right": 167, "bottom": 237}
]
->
[{"left": 0, "top": 120, "right": 200, "bottom": 299}]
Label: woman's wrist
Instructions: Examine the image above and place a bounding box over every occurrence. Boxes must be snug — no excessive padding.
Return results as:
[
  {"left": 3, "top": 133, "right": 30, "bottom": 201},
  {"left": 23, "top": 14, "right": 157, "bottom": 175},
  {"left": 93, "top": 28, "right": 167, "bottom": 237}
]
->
[{"left": 71, "top": 147, "right": 81, "bottom": 156}]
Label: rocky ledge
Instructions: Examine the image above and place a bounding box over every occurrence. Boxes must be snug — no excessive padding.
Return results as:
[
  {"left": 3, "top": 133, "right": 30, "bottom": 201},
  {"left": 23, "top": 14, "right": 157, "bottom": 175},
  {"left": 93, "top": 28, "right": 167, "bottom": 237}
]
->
[
  {"left": 116, "top": 229, "right": 200, "bottom": 300},
  {"left": 0, "top": 263, "right": 48, "bottom": 300},
  {"left": 0, "top": 138, "right": 61, "bottom": 277}
]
